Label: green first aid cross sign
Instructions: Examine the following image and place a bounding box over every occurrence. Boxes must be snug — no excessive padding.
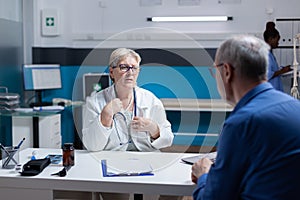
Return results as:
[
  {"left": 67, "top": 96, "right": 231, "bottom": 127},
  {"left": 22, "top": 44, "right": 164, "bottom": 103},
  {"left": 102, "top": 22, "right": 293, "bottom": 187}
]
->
[
  {"left": 42, "top": 9, "right": 59, "bottom": 36},
  {"left": 46, "top": 17, "right": 55, "bottom": 26}
]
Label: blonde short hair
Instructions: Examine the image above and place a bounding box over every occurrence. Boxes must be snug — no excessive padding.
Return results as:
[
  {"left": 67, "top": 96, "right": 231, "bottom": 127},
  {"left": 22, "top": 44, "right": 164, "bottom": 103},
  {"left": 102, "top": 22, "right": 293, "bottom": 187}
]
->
[{"left": 109, "top": 48, "right": 141, "bottom": 68}]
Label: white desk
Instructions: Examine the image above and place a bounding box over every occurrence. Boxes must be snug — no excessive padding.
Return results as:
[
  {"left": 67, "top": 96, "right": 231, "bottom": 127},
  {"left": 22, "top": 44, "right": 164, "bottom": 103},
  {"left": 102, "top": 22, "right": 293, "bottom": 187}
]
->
[{"left": 0, "top": 148, "right": 197, "bottom": 200}]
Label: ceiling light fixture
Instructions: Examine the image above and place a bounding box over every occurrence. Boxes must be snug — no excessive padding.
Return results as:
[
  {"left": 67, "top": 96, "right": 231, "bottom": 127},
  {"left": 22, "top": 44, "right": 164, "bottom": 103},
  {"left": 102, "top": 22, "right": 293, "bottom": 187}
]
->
[{"left": 147, "top": 16, "right": 233, "bottom": 22}]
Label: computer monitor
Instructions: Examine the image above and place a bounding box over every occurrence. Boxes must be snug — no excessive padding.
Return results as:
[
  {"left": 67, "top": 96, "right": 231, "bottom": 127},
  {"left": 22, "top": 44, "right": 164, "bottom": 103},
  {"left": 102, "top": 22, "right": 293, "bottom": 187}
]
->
[
  {"left": 83, "top": 73, "right": 110, "bottom": 100},
  {"left": 23, "top": 64, "right": 62, "bottom": 105},
  {"left": 23, "top": 64, "right": 62, "bottom": 90}
]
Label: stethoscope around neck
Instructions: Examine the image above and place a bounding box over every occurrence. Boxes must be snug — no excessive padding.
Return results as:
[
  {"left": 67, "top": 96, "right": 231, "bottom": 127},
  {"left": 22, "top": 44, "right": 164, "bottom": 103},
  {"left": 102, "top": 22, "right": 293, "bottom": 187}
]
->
[
  {"left": 113, "top": 88, "right": 137, "bottom": 146},
  {"left": 133, "top": 87, "right": 137, "bottom": 116}
]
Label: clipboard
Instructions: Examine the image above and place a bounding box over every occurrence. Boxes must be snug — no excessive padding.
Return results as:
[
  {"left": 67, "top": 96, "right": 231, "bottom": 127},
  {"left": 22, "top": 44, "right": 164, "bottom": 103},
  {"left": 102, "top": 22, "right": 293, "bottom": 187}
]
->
[
  {"left": 181, "top": 152, "right": 217, "bottom": 165},
  {"left": 101, "top": 159, "right": 154, "bottom": 177}
]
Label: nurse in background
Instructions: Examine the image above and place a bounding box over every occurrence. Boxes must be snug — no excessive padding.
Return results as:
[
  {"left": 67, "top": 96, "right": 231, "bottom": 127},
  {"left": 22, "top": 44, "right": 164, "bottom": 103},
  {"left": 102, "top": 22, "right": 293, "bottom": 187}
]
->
[{"left": 263, "top": 21, "right": 291, "bottom": 91}]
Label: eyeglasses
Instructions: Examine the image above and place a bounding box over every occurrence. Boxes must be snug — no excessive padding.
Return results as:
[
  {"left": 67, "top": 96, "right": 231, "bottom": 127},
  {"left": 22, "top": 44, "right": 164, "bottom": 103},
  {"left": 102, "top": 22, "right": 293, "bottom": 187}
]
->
[
  {"left": 113, "top": 64, "right": 140, "bottom": 73},
  {"left": 214, "top": 63, "right": 224, "bottom": 68},
  {"left": 209, "top": 63, "right": 224, "bottom": 78}
]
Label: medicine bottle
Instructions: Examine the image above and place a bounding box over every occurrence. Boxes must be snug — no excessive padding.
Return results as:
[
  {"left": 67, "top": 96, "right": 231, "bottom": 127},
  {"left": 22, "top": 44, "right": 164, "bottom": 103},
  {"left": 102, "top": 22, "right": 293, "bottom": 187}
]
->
[{"left": 63, "top": 143, "right": 74, "bottom": 167}]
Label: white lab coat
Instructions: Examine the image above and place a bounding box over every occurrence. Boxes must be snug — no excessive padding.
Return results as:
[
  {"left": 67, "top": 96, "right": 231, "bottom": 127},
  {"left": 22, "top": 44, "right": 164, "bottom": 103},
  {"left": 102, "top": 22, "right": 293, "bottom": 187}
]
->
[{"left": 82, "top": 85, "right": 174, "bottom": 152}]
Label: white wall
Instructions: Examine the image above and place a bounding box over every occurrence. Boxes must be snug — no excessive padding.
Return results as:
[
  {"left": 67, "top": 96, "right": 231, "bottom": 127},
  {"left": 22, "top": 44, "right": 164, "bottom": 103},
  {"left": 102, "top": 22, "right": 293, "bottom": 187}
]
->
[
  {"left": 29, "top": 0, "right": 300, "bottom": 48},
  {"left": 0, "top": 0, "right": 22, "bottom": 21}
]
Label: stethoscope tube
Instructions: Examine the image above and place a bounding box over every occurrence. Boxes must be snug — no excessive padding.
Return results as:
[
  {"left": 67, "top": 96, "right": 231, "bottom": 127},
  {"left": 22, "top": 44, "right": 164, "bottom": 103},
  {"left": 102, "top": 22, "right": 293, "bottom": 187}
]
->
[
  {"left": 133, "top": 87, "right": 137, "bottom": 117},
  {"left": 113, "top": 87, "right": 137, "bottom": 146}
]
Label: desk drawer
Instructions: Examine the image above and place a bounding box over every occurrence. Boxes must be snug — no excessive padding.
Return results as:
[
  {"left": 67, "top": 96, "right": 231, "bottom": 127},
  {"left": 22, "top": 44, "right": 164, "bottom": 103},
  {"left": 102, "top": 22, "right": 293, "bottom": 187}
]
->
[
  {"left": 39, "top": 114, "right": 61, "bottom": 148},
  {"left": 39, "top": 114, "right": 60, "bottom": 136},
  {"left": 40, "top": 134, "right": 61, "bottom": 148},
  {"left": 51, "top": 135, "right": 62, "bottom": 148}
]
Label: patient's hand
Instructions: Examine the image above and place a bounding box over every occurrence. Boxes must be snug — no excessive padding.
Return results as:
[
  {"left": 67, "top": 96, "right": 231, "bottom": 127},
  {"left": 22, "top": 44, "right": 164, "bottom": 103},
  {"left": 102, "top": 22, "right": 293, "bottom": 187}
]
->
[{"left": 191, "top": 158, "right": 213, "bottom": 184}]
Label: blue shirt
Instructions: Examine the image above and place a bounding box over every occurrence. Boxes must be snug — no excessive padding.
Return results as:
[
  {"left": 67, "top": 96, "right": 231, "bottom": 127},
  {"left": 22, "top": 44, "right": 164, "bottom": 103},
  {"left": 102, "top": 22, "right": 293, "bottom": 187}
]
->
[
  {"left": 267, "top": 52, "right": 283, "bottom": 91},
  {"left": 193, "top": 82, "right": 300, "bottom": 200}
]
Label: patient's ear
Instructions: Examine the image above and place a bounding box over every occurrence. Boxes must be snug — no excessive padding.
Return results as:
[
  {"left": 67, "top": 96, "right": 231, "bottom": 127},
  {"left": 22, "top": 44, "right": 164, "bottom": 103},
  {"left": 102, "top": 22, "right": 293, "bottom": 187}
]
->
[{"left": 223, "top": 63, "right": 234, "bottom": 83}]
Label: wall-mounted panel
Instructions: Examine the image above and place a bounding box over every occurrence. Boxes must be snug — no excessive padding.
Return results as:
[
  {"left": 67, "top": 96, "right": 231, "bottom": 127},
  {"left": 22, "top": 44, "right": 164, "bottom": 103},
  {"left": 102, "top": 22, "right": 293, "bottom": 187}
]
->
[{"left": 0, "top": 0, "right": 23, "bottom": 146}]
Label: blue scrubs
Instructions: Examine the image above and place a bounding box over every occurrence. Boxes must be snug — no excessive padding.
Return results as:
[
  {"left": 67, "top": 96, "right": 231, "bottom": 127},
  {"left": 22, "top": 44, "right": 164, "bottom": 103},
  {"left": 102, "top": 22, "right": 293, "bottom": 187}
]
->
[{"left": 267, "top": 52, "right": 284, "bottom": 91}]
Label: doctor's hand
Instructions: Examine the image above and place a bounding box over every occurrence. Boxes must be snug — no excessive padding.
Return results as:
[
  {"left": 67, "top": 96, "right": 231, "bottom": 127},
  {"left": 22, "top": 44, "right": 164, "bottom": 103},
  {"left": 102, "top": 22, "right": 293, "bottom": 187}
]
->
[
  {"left": 101, "top": 98, "right": 123, "bottom": 127},
  {"left": 131, "top": 117, "right": 160, "bottom": 139},
  {"left": 191, "top": 158, "right": 213, "bottom": 184},
  {"left": 103, "top": 98, "right": 123, "bottom": 116}
]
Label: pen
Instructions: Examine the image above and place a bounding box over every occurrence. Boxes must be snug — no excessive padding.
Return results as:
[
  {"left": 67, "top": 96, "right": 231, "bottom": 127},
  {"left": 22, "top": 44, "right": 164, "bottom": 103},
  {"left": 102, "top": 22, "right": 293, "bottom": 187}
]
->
[{"left": 15, "top": 137, "right": 25, "bottom": 149}]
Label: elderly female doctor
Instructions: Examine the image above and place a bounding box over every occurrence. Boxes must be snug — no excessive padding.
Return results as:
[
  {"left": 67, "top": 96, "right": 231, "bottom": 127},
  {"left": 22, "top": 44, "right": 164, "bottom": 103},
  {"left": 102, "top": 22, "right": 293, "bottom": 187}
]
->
[{"left": 82, "top": 48, "right": 174, "bottom": 152}]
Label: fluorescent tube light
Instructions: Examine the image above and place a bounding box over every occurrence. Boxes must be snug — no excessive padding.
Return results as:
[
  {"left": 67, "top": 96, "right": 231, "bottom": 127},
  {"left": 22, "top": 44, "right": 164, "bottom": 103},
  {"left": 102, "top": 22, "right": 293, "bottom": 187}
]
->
[{"left": 147, "top": 16, "right": 233, "bottom": 22}]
